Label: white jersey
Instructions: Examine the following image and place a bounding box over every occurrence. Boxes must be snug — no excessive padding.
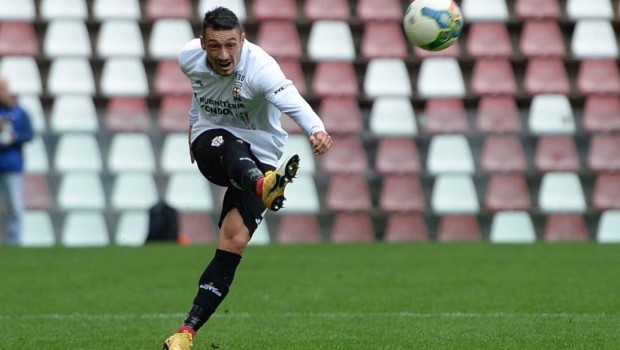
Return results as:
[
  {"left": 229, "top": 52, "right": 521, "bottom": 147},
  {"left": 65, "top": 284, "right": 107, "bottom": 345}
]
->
[{"left": 179, "top": 38, "right": 325, "bottom": 167}]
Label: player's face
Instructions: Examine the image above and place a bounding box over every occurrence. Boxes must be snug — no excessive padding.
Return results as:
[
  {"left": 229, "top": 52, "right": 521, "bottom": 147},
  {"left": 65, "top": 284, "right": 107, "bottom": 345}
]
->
[{"left": 201, "top": 28, "right": 245, "bottom": 76}]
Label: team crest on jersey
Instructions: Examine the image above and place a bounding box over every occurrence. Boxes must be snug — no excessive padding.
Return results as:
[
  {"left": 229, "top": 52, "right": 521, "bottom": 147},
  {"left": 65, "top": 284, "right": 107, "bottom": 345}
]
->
[
  {"left": 211, "top": 135, "right": 224, "bottom": 147},
  {"left": 232, "top": 81, "right": 243, "bottom": 102}
]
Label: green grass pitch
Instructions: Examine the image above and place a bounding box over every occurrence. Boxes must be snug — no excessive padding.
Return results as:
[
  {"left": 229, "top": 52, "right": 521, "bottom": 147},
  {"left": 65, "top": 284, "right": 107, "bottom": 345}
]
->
[{"left": 1, "top": 243, "right": 619, "bottom": 349}]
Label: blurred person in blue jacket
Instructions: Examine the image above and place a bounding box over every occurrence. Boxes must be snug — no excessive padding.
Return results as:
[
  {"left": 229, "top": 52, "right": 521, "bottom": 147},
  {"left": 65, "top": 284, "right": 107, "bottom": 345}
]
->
[{"left": 0, "top": 76, "right": 33, "bottom": 245}]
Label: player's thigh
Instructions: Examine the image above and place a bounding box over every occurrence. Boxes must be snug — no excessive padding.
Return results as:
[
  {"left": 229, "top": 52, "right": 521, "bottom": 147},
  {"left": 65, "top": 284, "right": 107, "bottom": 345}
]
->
[
  {"left": 191, "top": 129, "right": 235, "bottom": 186},
  {"left": 219, "top": 186, "right": 267, "bottom": 237}
]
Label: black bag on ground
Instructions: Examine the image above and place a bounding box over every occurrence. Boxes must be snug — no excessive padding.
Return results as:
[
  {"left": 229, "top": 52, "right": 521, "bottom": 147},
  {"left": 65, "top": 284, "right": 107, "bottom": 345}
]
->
[{"left": 147, "top": 201, "right": 179, "bottom": 242}]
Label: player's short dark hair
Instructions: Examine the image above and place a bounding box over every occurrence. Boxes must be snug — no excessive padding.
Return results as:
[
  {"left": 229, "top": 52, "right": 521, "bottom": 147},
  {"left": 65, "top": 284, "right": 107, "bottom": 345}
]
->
[{"left": 202, "top": 7, "right": 243, "bottom": 34}]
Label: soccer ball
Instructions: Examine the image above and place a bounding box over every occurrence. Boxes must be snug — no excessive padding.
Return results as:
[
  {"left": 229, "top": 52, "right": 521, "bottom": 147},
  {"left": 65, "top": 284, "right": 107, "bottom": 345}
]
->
[{"left": 403, "top": 0, "right": 464, "bottom": 51}]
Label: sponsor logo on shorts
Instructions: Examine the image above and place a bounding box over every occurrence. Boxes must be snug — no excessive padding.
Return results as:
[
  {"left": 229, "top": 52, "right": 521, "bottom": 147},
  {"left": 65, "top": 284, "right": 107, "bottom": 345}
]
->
[{"left": 211, "top": 135, "right": 224, "bottom": 147}]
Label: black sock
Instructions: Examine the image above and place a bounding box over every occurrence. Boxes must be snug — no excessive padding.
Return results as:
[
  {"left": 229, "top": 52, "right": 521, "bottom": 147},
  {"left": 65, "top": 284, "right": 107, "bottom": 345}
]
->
[
  {"left": 183, "top": 249, "right": 242, "bottom": 331},
  {"left": 223, "top": 140, "right": 263, "bottom": 195}
]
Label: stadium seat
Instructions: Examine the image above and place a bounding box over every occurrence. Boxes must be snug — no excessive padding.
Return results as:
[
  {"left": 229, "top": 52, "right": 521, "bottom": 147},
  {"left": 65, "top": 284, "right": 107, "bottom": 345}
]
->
[
  {"left": 577, "top": 59, "right": 620, "bottom": 95},
  {"left": 54, "top": 133, "right": 102, "bottom": 172},
  {"left": 312, "top": 61, "right": 358, "bottom": 98},
  {"left": 161, "top": 133, "right": 196, "bottom": 173},
  {"left": 0, "top": 0, "right": 35, "bottom": 20},
  {"left": 282, "top": 135, "right": 315, "bottom": 175},
  {"left": 461, "top": 0, "right": 509, "bottom": 22},
  {"left": 165, "top": 172, "right": 214, "bottom": 212},
  {"left": 50, "top": 95, "right": 98, "bottom": 133},
  {"left": 363, "top": 59, "right": 412, "bottom": 98},
  {"left": 413, "top": 42, "right": 462, "bottom": 60},
  {"left": 0, "top": 57, "right": 42, "bottom": 95},
  {"left": 108, "top": 133, "right": 156, "bottom": 173},
  {"left": 519, "top": 20, "right": 565, "bottom": 58},
  {"left": 18, "top": 95, "right": 46, "bottom": 134},
  {"left": 275, "top": 59, "right": 307, "bottom": 96},
  {"left": 318, "top": 97, "right": 363, "bottom": 135},
  {"left": 47, "top": 58, "right": 95, "bottom": 95},
  {"left": 571, "top": 20, "right": 618, "bottom": 58},
  {"left": 489, "top": 211, "right": 536, "bottom": 243},
  {"left": 427, "top": 134, "right": 474, "bottom": 175},
  {"left": 307, "top": 21, "right": 355, "bottom": 62},
  {"left": 485, "top": 174, "right": 531, "bottom": 212},
  {"left": 588, "top": 134, "right": 620, "bottom": 172},
  {"left": 40, "top": 0, "right": 88, "bottom": 19},
  {"left": 538, "top": 172, "right": 587, "bottom": 213},
  {"left": 145, "top": 0, "right": 192, "bottom": 20},
  {"left": 22, "top": 211, "right": 55, "bottom": 247},
  {"left": 43, "top": 20, "right": 91, "bottom": 57},
  {"left": 514, "top": 0, "right": 560, "bottom": 20},
  {"left": 154, "top": 60, "right": 192, "bottom": 96},
  {"left": 97, "top": 20, "right": 144, "bottom": 58},
  {"left": 111, "top": 173, "right": 159, "bottom": 210},
  {"left": 320, "top": 136, "right": 367, "bottom": 174},
  {"left": 470, "top": 58, "right": 517, "bottom": 96},
  {"left": 114, "top": 211, "right": 149, "bottom": 246},
  {"left": 437, "top": 215, "right": 482, "bottom": 242},
  {"left": 597, "top": 210, "right": 620, "bottom": 243},
  {"left": 431, "top": 174, "right": 479, "bottom": 214},
  {"left": 149, "top": 19, "right": 194, "bottom": 60},
  {"left": 106, "top": 97, "right": 152, "bottom": 133},
  {"left": 592, "top": 173, "right": 620, "bottom": 211},
  {"left": 251, "top": 0, "right": 297, "bottom": 21},
  {"left": 198, "top": 0, "right": 247, "bottom": 22},
  {"left": 476, "top": 96, "right": 521, "bottom": 134},
  {"left": 480, "top": 135, "right": 527, "bottom": 173},
  {"left": 256, "top": 21, "right": 302, "bottom": 59},
  {"left": 23, "top": 137, "right": 49, "bottom": 173},
  {"left": 375, "top": 138, "right": 423, "bottom": 175},
  {"left": 369, "top": 97, "right": 417, "bottom": 136},
  {"left": 544, "top": 214, "right": 589, "bottom": 242},
  {"left": 534, "top": 136, "right": 580, "bottom": 173},
  {"left": 304, "top": 0, "right": 349, "bottom": 21},
  {"left": 57, "top": 173, "right": 106, "bottom": 210},
  {"left": 158, "top": 95, "right": 191, "bottom": 133},
  {"left": 423, "top": 98, "right": 469, "bottom": 134},
  {"left": 326, "top": 174, "right": 372, "bottom": 212},
  {"left": 379, "top": 175, "right": 426, "bottom": 213},
  {"left": 277, "top": 175, "right": 320, "bottom": 213},
  {"left": 384, "top": 213, "right": 428, "bottom": 242},
  {"left": 417, "top": 58, "right": 465, "bottom": 98},
  {"left": 23, "top": 174, "right": 52, "bottom": 210},
  {"left": 330, "top": 213, "right": 375, "bottom": 243},
  {"left": 92, "top": 0, "right": 141, "bottom": 19},
  {"left": 466, "top": 22, "right": 512, "bottom": 58},
  {"left": 0, "top": 22, "right": 38, "bottom": 56},
  {"left": 100, "top": 58, "right": 149, "bottom": 97},
  {"left": 582, "top": 95, "right": 620, "bottom": 133},
  {"left": 524, "top": 58, "right": 570, "bottom": 96},
  {"left": 276, "top": 214, "right": 322, "bottom": 244},
  {"left": 61, "top": 211, "right": 110, "bottom": 247},
  {"left": 528, "top": 94, "right": 576, "bottom": 135},
  {"left": 356, "top": 0, "right": 401, "bottom": 22},
  {"left": 361, "top": 22, "right": 408, "bottom": 60},
  {"left": 567, "top": 0, "right": 613, "bottom": 19},
  {"left": 178, "top": 213, "right": 216, "bottom": 245}
]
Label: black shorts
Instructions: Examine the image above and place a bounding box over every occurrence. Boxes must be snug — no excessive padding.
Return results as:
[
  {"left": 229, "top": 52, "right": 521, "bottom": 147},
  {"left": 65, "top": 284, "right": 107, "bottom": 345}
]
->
[{"left": 191, "top": 129, "right": 274, "bottom": 235}]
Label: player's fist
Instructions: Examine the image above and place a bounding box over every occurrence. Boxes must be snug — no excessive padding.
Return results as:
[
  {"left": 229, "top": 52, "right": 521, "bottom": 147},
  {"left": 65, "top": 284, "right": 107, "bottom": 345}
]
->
[{"left": 309, "top": 131, "right": 332, "bottom": 156}]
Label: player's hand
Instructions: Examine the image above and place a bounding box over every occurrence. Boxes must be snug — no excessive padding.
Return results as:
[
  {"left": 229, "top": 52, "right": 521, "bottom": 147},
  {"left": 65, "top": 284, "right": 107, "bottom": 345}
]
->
[{"left": 309, "top": 131, "right": 332, "bottom": 156}]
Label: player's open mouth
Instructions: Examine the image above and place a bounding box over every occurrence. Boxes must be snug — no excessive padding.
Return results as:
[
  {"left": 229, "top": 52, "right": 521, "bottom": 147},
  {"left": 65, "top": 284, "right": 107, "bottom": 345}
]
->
[{"left": 218, "top": 61, "right": 232, "bottom": 69}]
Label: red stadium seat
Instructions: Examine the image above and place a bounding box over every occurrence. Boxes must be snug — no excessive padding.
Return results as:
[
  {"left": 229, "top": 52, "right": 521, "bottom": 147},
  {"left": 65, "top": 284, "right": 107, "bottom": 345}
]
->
[
  {"left": 0, "top": 22, "right": 38, "bottom": 56},
  {"left": 375, "top": 138, "right": 422, "bottom": 175},
  {"left": 159, "top": 94, "right": 191, "bottom": 133},
  {"left": 105, "top": 97, "right": 151, "bottom": 133},
  {"left": 515, "top": 0, "right": 561, "bottom": 20},
  {"left": 357, "top": 0, "right": 402, "bottom": 22},
  {"left": 154, "top": 60, "right": 192, "bottom": 96},
  {"left": 276, "top": 59, "right": 307, "bottom": 97},
  {"left": 318, "top": 97, "right": 363, "bottom": 135},
  {"left": 304, "top": 0, "right": 350, "bottom": 21},
  {"left": 145, "top": 0, "right": 192, "bottom": 19},
  {"left": 330, "top": 213, "right": 375, "bottom": 243},
  {"left": 413, "top": 41, "right": 461, "bottom": 59},
  {"left": 588, "top": 134, "right": 620, "bottom": 172},
  {"left": 256, "top": 21, "right": 302, "bottom": 59},
  {"left": 379, "top": 175, "right": 426, "bottom": 213},
  {"left": 312, "top": 62, "right": 359, "bottom": 98},
  {"left": 437, "top": 215, "right": 482, "bottom": 242},
  {"left": 361, "top": 22, "right": 408, "bottom": 60},
  {"left": 251, "top": 0, "right": 297, "bottom": 21},
  {"left": 534, "top": 136, "right": 580, "bottom": 173},
  {"left": 276, "top": 214, "right": 322, "bottom": 244},
  {"left": 476, "top": 96, "right": 522, "bottom": 134},
  {"left": 519, "top": 20, "right": 565, "bottom": 57},
  {"left": 178, "top": 213, "right": 216, "bottom": 245},
  {"left": 592, "top": 173, "right": 620, "bottom": 211},
  {"left": 423, "top": 99, "right": 469, "bottom": 134},
  {"left": 326, "top": 174, "right": 372, "bottom": 212},
  {"left": 544, "top": 214, "right": 588, "bottom": 242},
  {"left": 480, "top": 135, "right": 527, "bottom": 173},
  {"left": 470, "top": 58, "right": 517, "bottom": 96},
  {"left": 466, "top": 22, "right": 512, "bottom": 58},
  {"left": 485, "top": 173, "right": 531, "bottom": 212},
  {"left": 320, "top": 136, "right": 367, "bottom": 174},
  {"left": 384, "top": 213, "right": 428, "bottom": 242},
  {"left": 524, "top": 58, "right": 570, "bottom": 95},
  {"left": 577, "top": 59, "right": 620, "bottom": 95},
  {"left": 582, "top": 95, "right": 620, "bottom": 133},
  {"left": 23, "top": 174, "right": 52, "bottom": 210}
]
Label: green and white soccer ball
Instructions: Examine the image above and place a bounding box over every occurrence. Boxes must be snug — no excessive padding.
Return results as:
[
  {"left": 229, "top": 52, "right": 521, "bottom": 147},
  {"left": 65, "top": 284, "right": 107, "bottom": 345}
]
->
[{"left": 403, "top": 0, "right": 464, "bottom": 51}]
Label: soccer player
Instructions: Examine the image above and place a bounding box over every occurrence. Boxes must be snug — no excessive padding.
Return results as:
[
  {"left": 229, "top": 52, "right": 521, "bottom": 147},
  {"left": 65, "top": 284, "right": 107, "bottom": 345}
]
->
[{"left": 162, "top": 7, "right": 332, "bottom": 350}]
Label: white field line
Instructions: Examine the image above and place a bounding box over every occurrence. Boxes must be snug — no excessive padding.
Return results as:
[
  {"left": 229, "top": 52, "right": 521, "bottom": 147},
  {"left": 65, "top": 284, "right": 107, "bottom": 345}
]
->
[{"left": 0, "top": 312, "right": 613, "bottom": 321}]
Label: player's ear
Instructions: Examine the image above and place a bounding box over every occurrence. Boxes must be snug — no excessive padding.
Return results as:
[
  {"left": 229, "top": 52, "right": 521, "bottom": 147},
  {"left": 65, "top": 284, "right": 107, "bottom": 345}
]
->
[
  {"left": 240, "top": 32, "right": 245, "bottom": 43},
  {"left": 200, "top": 36, "right": 206, "bottom": 50}
]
